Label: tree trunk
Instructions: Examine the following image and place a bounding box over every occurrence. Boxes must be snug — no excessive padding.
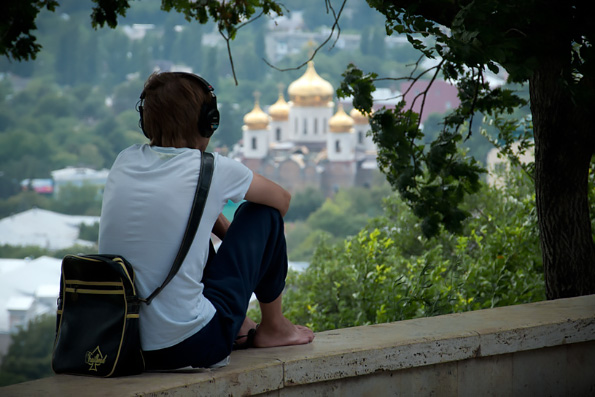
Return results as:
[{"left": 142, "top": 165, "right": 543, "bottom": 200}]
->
[{"left": 530, "top": 54, "right": 595, "bottom": 299}]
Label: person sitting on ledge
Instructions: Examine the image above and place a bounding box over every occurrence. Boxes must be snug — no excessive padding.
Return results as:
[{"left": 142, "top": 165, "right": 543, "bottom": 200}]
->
[{"left": 98, "top": 71, "right": 314, "bottom": 370}]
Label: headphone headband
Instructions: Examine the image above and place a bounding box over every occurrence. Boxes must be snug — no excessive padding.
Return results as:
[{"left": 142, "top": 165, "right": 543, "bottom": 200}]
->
[{"left": 138, "top": 72, "right": 220, "bottom": 139}]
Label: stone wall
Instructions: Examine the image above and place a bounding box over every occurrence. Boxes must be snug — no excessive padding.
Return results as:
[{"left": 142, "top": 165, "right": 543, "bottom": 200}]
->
[{"left": 2, "top": 295, "right": 594, "bottom": 396}]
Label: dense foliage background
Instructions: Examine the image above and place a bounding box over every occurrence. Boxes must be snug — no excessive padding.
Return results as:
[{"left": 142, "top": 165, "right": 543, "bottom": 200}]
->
[
  {"left": 0, "top": 0, "right": 520, "bottom": 256},
  {"left": 281, "top": 169, "right": 544, "bottom": 331},
  {"left": 0, "top": 0, "right": 547, "bottom": 386},
  {"left": 0, "top": 0, "right": 512, "bottom": 203}
]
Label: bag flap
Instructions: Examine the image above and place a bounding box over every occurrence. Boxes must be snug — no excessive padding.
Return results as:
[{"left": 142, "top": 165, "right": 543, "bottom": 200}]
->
[{"left": 61, "top": 254, "right": 137, "bottom": 295}]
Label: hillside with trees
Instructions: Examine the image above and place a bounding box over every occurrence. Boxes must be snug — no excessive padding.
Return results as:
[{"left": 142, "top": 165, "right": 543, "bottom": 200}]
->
[
  {"left": 3, "top": 0, "right": 592, "bottom": 386},
  {"left": 4, "top": 0, "right": 592, "bottom": 298},
  {"left": 0, "top": 0, "right": 500, "bottom": 201},
  {"left": 0, "top": 0, "right": 507, "bottom": 257}
]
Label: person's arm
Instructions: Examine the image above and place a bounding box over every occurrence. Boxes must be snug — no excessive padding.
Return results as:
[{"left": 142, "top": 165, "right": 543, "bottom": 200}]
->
[
  {"left": 244, "top": 172, "right": 291, "bottom": 217},
  {"left": 212, "top": 213, "right": 230, "bottom": 240}
]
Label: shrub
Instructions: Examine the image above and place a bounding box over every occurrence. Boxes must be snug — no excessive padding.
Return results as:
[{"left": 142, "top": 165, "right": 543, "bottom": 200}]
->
[{"left": 283, "top": 170, "right": 545, "bottom": 332}]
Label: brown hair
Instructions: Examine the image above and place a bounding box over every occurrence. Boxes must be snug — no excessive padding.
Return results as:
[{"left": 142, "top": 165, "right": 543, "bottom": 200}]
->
[{"left": 140, "top": 72, "right": 212, "bottom": 148}]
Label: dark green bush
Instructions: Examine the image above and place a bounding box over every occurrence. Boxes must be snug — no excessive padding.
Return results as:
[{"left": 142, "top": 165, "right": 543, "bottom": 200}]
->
[{"left": 283, "top": 170, "right": 544, "bottom": 331}]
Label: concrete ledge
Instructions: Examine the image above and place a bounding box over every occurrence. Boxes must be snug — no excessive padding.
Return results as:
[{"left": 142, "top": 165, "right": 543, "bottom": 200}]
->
[{"left": 2, "top": 295, "right": 594, "bottom": 396}]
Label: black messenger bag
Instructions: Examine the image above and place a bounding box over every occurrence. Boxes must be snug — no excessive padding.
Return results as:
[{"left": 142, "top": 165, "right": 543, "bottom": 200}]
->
[
  {"left": 51, "top": 152, "right": 214, "bottom": 377},
  {"left": 52, "top": 254, "right": 144, "bottom": 377}
]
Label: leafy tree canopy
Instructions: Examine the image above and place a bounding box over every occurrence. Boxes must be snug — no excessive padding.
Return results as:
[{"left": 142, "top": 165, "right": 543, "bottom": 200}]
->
[
  {"left": 0, "top": 1, "right": 59, "bottom": 61},
  {"left": 336, "top": 0, "right": 595, "bottom": 299},
  {"left": 2, "top": 0, "right": 594, "bottom": 299}
]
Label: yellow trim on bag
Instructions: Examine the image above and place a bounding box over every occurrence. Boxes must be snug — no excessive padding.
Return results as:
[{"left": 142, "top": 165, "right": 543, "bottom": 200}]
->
[
  {"left": 115, "top": 258, "right": 137, "bottom": 296},
  {"left": 65, "top": 287, "right": 124, "bottom": 295},
  {"left": 126, "top": 314, "right": 139, "bottom": 319},
  {"left": 107, "top": 284, "right": 129, "bottom": 377},
  {"left": 65, "top": 280, "right": 124, "bottom": 287},
  {"left": 69, "top": 255, "right": 103, "bottom": 262}
]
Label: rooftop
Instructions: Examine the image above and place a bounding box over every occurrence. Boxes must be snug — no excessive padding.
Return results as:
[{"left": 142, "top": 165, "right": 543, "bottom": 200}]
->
[
  {"left": 0, "top": 208, "right": 98, "bottom": 250},
  {"left": 0, "top": 256, "right": 62, "bottom": 333}
]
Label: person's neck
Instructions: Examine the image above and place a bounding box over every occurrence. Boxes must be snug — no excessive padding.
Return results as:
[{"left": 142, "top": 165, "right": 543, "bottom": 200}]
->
[{"left": 195, "top": 137, "right": 209, "bottom": 151}]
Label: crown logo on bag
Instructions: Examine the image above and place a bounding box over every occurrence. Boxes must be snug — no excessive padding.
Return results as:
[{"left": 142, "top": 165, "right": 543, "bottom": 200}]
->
[{"left": 85, "top": 346, "right": 107, "bottom": 371}]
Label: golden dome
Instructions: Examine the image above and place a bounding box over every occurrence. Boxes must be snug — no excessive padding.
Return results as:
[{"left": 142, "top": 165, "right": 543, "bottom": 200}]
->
[
  {"left": 350, "top": 107, "right": 370, "bottom": 125},
  {"left": 243, "top": 96, "right": 270, "bottom": 130},
  {"left": 268, "top": 92, "right": 290, "bottom": 121},
  {"left": 287, "top": 61, "right": 334, "bottom": 107},
  {"left": 329, "top": 105, "right": 354, "bottom": 133}
]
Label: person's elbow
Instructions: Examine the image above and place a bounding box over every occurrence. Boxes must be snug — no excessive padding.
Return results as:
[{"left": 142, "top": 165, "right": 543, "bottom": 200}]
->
[
  {"left": 245, "top": 172, "right": 291, "bottom": 217},
  {"left": 278, "top": 188, "right": 291, "bottom": 217}
]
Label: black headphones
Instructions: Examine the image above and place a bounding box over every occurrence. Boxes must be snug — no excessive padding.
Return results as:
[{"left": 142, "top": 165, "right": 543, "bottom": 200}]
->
[{"left": 138, "top": 72, "right": 220, "bottom": 139}]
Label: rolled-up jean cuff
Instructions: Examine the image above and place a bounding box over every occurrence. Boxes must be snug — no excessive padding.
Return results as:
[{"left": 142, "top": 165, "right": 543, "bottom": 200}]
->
[{"left": 255, "top": 280, "right": 286, "bottom": 304}]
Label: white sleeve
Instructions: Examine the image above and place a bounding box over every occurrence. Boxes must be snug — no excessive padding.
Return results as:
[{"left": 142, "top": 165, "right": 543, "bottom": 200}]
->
[{"left": 213, "top": 153, "right": 253, "bottom": 203}]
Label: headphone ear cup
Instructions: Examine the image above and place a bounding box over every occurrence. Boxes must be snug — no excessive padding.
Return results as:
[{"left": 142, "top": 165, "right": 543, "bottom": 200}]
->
[
  {"left": 208, "top": 108, "right": 220, "bottom": 134},
  {"left": 199, "top": 107, "right": 220, "bottom": 138},
  {"left": 138, "top": 104, "right": 149, "bottom": 138}
]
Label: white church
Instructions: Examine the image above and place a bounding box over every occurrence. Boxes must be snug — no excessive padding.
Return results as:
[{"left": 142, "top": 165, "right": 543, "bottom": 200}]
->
[{"left": 232, "top": 61, "right": 379, "bottom": 196}]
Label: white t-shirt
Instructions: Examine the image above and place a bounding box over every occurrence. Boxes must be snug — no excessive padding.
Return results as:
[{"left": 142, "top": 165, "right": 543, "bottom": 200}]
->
[{"left": 98, "top": 144, "right": 253, "bottom": 350}]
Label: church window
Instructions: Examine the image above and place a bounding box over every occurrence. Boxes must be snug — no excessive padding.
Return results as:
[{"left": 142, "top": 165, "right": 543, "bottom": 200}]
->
[
  {"left": 276, "top": 128, "right": 281, "bottom": 141},
  {"left": 251, "top": 137, "right": 257, "bottom": 150},
  {"left": 358, "top": 131, "right": 364, "bottom": 144},
  {"left": 314, "top": 119, "right": 318, "bottom": 134},
  {"left": 335, "top": 140, "right": 341, "bottom": 153},
  {"left": 303, "top": 118, "right": 307, "bottom": 135}
]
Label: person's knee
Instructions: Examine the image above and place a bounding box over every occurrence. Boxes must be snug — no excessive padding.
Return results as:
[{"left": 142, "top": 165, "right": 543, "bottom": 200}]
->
[{"left": 237, "top": 201, "right": 282, "bottom": 222}]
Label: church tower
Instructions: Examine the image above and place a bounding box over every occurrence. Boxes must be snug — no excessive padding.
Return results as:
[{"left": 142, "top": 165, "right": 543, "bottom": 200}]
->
[
  {"left": 350, "top": 107, "right": 375, "bottom": 153},
  {"left": 323, "top": 104, "right": 356, "bottom": 195},
  {"left": 268, "top": 84, "right": 290, "bottom": 145},
  {"left": 242, "top": 92, "right": 270, "bottom": 171},
  {"left": 234, "top": 57, "right": 379, "bottom": 197},
  {"left": 327, "top": 104, "right": 355, "bottom": 162},
  {"left": 287, "top": 61, "right": 334, "bottom": 151}
]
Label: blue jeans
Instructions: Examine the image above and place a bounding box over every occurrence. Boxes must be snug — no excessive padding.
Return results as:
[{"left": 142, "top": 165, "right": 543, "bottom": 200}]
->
[{"left": 143, "top": 202, "right": 288, "bottom": 369}]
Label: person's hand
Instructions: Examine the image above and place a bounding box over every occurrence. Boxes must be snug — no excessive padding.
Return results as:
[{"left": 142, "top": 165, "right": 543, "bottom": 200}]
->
[{"left": 212, "top": 213, "right": 230, "bottom": 240}]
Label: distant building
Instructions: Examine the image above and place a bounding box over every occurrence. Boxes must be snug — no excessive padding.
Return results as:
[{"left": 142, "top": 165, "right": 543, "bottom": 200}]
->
[
  {"left": 232, "top": 61, "right": 379, "bottom": 197},
  {"left": 121, "top": 23, "right": 156, "bottom": 41},
  {"left": 0, "top": 256, "right": 61, "bottom": 334},
  {"left": 0, "top": 208, "right": 100, "bottom": 357},
  {"left": 51, "top": 167, "right": 109, "bottom": 195},
  {"left": 20, "top": 178, "right": 53, "bottom": 195},
  {"left": 486, "top": 141, "right": 534, "bottom": 187},
  {"left": 231, "top": 61, "right": 466, "bottom": 196},
  {"left": 400, "top": 80, "right": 460, "bottom": 123},
  {"left": 19, "top": 167, "right": 108, "bottom": 197},
  {"left": 0, "top": 256, "right": 61, "bottom": 360},
  {"left": 0, "top": 208, "right": 98, "bottom": 250},
  {"left": 264, "top": 29, "right": 360, "bottom": 64}
]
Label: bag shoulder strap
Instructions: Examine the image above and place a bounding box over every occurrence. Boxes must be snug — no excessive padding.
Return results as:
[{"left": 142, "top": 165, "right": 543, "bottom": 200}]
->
[{"left": 142, "top": 151, "right": 214, "bottom": 305}]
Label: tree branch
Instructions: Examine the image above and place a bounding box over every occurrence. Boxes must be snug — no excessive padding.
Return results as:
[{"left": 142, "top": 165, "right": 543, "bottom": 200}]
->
[
  {"left": 263, "top": 0, "right": 348, "bottom": 72},
  {"left": 369, "top": 0, "right": 463, "bottom": 27},
  {"left": 218, "top": 9, "right": 267, "bottom": 85}
]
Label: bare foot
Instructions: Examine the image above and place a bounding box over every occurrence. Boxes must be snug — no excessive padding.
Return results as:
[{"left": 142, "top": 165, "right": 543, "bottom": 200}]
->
[
  {"left": 252, "top": 316, "right": 314, "bottom": 348},
  {"left": 234, "top": 316, "right": 258, "bottom": 349},
  {"left": 236, "top": 316, "right": 258, "bottom": 339}
]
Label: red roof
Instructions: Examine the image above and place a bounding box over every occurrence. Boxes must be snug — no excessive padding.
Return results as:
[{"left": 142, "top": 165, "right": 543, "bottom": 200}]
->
[{"left": 400, "top": 80, "right": 460, "bottom": 123}]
